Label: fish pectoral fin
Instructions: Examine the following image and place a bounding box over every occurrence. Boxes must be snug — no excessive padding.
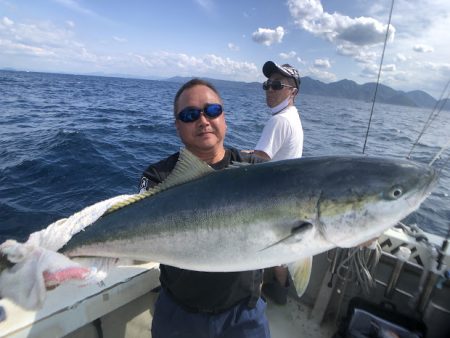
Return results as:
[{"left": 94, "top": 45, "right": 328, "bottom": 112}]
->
[
  {"left": 287, "top": 256, "right": 312, "bottom": 298},
  {"left": 260, "top": 221, "right": 313, "bottom": 251}
]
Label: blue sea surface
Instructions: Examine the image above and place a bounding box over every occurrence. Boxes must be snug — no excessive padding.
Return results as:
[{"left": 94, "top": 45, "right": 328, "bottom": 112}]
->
[{"left": 0, "top": 70, "right": 449, "bottom": 243}]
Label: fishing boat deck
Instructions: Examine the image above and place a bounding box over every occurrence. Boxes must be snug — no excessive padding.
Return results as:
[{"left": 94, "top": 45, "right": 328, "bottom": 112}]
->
[
  {"left": 266, "top": 297, "right": 336, "bottom": 337},
  {"left": 0, "top": 263, "right": 336, "bottom": 338}
]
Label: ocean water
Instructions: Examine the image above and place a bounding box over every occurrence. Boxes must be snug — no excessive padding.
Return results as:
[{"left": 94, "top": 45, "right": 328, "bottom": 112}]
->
[{"left": 0, "top": 70, "right": 449, "bottom": 243}]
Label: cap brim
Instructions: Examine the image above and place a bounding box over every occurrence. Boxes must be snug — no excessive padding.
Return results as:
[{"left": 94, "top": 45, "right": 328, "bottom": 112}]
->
[
  {"left": 262, "top": 61, "right": 300, "bottom": 88},
  {"left": 263, "top": 61, "right": 278, "bottom": 78}
]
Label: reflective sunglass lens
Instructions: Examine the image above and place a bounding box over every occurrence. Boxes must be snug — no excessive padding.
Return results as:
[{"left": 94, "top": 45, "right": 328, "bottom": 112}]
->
[
  {"left": 177, "top": 104, "right": 223, "bottom": 122},
  {"left": 178, "top": 108, "right": 200, "bottom": 122},
  {"left": 272, "top": 81, "right": 283, "bottom": 90},
  {"left": 204, "top": 104, "right": 223, "bottom": 117},
  {"left": 263, "top": 81, "right": 284, "bottom": 91}
]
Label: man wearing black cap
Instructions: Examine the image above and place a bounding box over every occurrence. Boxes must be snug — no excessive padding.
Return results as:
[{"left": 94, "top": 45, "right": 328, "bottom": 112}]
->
[
  {"left": 252, "top": 61, "right": 304, "bottom": 304},
  {"left": 253, "top": 61, "right": 303, "bottom": 161}
]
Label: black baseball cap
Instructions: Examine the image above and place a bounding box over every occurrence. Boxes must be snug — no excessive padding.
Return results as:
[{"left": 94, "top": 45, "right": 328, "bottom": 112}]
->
[{"left": 263, "top": 61, "right": 301, "bottom": 89}]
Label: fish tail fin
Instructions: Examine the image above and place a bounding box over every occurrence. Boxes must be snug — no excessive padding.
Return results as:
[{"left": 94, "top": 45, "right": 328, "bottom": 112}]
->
[{"left": 288, "top": 256, "right": 312, "bottom": 298}]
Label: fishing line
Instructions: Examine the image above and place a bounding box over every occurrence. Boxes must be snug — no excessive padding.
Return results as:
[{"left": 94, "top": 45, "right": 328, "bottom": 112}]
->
[
  {"left": 408, "top": 79, "right": 450, "bottom": 160},
  {"left": 429, "top": 139, "right": 450, "bottom": 167},
  {"left": 362, "top": 0, "right": 395, "bottom": 154}
]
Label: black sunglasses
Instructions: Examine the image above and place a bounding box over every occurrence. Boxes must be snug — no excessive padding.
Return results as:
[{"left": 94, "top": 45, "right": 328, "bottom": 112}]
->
[
  {"left": 262, "top": 80, "right": 295, "bottom": 91},
  {"left": 177, "top": 103, "right": 223, "bottom": 123}
]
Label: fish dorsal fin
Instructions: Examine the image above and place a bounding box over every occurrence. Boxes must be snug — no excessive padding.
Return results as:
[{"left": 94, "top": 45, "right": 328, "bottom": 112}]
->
[
  {"left": 158, "top": 147, "right": 215, "bottom": 189},
  {"left": 105, "top": 148, "right": 214, "bottom": 214}
]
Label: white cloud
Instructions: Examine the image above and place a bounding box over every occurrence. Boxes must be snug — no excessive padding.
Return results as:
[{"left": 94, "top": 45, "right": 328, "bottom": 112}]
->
[
  {"left": 113, "top": 36, "right": 127, "bottom": 43},
  {"left": 413, "top": 44, "right": 434, "bottom": 53},
  {"left": 382, "top": 64, "right": 396, "bottom": 72},
  {"left": 286, "top": 0, "right": 406, "bottom": 90},
  {"left": 52, "top": 0, "right": 98, "bottom": 17},
  {"left": 252, "top": 26, "right": 284, "bottom": 46},
  {"left": 336, "top": 43, "right": 377, "bottom": 65},
  {"left": 280, "top": 51, "right": 297, "bottom": 59},
  {"left": 66, "top": 20, "right": 75, "bottom": 28},
  {"left": 395, "top": 53, "right": 407, "bottom": 62},
  {"left": 307, "top": 67, "right": 336, "bottom": 82},
  {"left": 0, "top": 17, "right": 99, "bottom": 64},
  {"left": 130, "top": 52, "right": 258, "bottom": 81},
  {"left": 0, "top": 38, "right": 55, "bottom": 56},
  {"left": 2, "top": 16, "right": 13, "bottom": 26},
  {"left": 360, "top": 64, "right": 379, "bottom": 78},
  {"left": 287, "top": 0, "right": 395, "bottom": 46},
  {"left": 355, "top": 52, "right": 377, "bottom": 64},
  {"left": 0, "top": 17, "right": 259, "bottom": 81},
  {"left": 194, "top": 0, "right": 214, "bottom": 12},
  {"left": 51, "top": 0, "right": 112, "bottom": 24},
  {"left": 227, "top": 42, "right": 239, "bottom": 51},
  {"left": 313, "top": 58, "right": 331, "bottom": 69}
]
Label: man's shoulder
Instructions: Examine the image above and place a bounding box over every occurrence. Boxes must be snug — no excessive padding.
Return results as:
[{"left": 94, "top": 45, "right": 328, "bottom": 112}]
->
[
  {"left": 140, "top": 152, "right": 179, "bottom": 191},
  {"left": 278, "top": 106, "right": 299, "bottom": 118},
  {"left": 145, "top": 152, "right": 180, "bottom": 173},
  {"left": 272, "top": 106, "right": 301, "bottom": 128}
]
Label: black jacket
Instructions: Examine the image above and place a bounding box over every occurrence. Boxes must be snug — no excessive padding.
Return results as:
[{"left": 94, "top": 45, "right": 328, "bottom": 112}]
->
[{"left": 139, "top": 148, "right": 265, "bottom": 313}]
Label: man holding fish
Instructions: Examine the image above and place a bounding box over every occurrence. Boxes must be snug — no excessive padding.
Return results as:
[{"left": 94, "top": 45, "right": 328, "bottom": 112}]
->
[{"left": 139, "top": 78, "right": 271, "bottom": 338}]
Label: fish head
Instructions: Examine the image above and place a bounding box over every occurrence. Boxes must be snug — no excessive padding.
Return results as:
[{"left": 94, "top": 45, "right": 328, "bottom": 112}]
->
[{"left": 315, "top": 157, "right": 437, "bottom": 248}]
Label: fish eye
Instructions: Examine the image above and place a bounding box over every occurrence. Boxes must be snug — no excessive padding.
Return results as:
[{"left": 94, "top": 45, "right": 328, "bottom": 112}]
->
[{"left": 388, "top": 186, "right": 403, "bottom": 199}]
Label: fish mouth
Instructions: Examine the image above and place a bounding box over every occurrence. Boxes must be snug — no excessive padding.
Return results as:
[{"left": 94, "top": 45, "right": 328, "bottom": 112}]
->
[{"left": 405, "top": 166, "right": 438, "bottom": 205}]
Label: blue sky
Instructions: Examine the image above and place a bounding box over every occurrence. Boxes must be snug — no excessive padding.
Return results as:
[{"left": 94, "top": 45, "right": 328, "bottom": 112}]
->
[{"left": 1, "top": 0, "right": 449, "bottom": 98}]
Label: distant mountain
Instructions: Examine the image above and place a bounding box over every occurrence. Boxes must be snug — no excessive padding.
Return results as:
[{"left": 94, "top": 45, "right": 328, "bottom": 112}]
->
[
  {"left": 84, "top": 71, "right": 165, "bottom": 81},
  {"left": 165, "top": 76, "right": 447, "bottom": 110},
  {"left": 405, "top": 90, "right": 437, "bottom": 108},
  {"left": 166, "top": 76, "right": 258, "bottom": 89},
  {"left": 300, "top": 77, "right": 437, "bottom": 109},
  {"left": 436, "top": 98, "right": 450, "bottom": 111},
  {"left": 0, "top": 67, "right": 18, "bottom": 71}
]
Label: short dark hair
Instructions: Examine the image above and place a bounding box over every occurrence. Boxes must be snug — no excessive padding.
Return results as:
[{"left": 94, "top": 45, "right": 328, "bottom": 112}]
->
[{"left": 173, "top": 78, "right": 222, "bottom": 117}]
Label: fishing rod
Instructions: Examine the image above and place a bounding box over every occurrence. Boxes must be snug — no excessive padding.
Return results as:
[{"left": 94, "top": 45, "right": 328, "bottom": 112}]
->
[
  {"left": 362, "top": 0, "right": 395, "bottom": 154},
  {"left": 408, "top": 78, "right": 450, "bottom": 162},
  {"left": 361, "top": 0, "right": 450, "bottom": 166}
]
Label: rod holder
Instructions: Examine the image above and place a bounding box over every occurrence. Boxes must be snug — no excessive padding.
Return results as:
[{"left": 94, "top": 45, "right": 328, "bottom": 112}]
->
[{"left": 384, "top": 246, "right": 411, "bottom": 298}]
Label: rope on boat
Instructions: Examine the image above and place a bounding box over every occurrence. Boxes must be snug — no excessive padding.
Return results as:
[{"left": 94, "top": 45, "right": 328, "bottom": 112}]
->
[
  {"left": 362, "top": 0, "right": 395, "bottom": 154},
  {"left": 334, "top": 242, "right": 382, "bottom": 295}
]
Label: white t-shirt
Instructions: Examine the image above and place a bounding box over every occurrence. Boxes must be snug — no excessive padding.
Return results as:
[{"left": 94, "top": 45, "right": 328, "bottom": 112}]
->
[{"left": 255, "top": 105, "right": 303, "bottom": 161}]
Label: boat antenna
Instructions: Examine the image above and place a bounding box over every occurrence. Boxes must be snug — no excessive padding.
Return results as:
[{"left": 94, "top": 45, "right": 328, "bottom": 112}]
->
[
  {"left": 362, "top": 0, "right": 395, "bottom": 154},
  {"left": 407, "top": 78, "right": 450, "bottom": 160}
]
